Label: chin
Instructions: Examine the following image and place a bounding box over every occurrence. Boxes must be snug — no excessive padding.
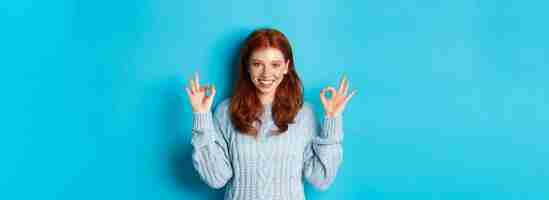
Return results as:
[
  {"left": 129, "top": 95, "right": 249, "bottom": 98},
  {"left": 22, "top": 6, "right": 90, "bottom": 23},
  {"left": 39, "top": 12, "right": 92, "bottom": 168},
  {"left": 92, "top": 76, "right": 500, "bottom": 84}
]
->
[
  {"left": 257, "top": 88, "right": 275, "bottom": 94},
  {"left": 254, "top": 84, "right": 277, "bottom": 95}
]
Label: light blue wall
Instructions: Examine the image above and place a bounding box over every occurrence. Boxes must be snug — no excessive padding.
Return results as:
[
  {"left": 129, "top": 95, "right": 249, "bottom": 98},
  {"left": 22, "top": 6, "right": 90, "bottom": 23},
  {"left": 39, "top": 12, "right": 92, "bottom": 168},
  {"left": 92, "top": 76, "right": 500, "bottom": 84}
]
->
[{"left": 2, "top": 0, "right": 548, "bottom": 199}]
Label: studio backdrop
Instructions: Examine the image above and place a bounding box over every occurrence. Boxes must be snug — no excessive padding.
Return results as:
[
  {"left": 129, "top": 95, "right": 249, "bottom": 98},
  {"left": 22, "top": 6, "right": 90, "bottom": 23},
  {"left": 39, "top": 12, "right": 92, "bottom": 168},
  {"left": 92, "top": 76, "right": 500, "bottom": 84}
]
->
[{"left": 2, "top": 0, "right": 548, "bottom": 199}]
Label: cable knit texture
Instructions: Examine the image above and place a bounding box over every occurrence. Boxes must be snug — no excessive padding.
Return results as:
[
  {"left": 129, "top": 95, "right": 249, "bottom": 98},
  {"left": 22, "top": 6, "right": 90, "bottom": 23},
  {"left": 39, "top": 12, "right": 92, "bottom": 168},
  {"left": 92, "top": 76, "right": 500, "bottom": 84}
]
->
[{"left": 191, "top": 99, "right": 343, "bottom": 200}]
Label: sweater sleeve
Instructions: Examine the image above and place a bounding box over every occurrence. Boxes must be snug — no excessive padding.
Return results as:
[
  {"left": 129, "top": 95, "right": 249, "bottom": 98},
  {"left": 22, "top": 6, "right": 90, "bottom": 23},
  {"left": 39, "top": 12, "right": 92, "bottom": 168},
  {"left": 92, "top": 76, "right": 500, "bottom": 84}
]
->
[
  {"left": 302, "top": 104, "right": 344, "bottom": 191},
  {"left": 191, "top": 101, "right": 233, "bottom": 189}
]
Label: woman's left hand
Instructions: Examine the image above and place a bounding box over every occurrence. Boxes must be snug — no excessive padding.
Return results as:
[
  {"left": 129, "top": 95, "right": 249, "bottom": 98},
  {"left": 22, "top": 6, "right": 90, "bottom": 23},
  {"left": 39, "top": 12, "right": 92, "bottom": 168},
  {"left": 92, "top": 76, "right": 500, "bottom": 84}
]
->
[{"left": 320, "top": 75, "right": 357, "bottom": 118}]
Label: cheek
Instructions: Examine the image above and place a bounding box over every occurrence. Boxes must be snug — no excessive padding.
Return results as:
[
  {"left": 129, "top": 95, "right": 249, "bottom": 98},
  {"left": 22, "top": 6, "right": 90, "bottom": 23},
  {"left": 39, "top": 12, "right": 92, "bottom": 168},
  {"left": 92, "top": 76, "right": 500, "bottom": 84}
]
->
[
  {"left": 274, "top": 71, "right": 285, "bottom": 84},
  {"left": 275, "top": 68, "right": 286, "bottom": 77},
  {"left": 248, "top": 70, "right": 260, "bottom": 80}
]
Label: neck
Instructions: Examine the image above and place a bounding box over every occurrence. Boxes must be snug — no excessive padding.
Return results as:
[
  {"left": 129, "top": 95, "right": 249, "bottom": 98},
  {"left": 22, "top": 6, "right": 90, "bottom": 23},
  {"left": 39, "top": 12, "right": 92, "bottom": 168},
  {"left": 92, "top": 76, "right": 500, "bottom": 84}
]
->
[{"left": 258, "top": 92, "right": 275, "bottom": 105}]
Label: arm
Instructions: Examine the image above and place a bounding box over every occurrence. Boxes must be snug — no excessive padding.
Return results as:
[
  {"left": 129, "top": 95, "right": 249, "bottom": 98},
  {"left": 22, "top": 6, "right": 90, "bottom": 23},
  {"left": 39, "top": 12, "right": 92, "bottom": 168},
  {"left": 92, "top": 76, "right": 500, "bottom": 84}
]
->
[
  {"left": 184, "top": 72, "right": 232, "bottom": 189},
  {"left": 191, "top": 102, "right": 233, "bottom": 189},
  {"left": 303, "top": 74, "right": 356, "bottom": 190},
  {"left": 302, "top": 106, "right": 343, "bottom": 191}
]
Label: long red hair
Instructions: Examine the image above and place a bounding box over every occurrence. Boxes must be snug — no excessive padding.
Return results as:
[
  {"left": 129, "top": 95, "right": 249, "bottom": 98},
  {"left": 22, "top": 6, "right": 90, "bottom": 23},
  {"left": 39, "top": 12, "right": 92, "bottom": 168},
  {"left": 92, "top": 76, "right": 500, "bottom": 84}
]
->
[{"left": 229, "top": 28, "right": 304, "bottom": 136}]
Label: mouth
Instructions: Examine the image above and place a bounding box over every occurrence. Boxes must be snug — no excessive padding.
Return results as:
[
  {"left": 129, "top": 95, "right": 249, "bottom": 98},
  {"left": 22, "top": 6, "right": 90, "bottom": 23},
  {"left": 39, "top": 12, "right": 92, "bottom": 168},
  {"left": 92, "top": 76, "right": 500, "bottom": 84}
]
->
[
  {"left": 259, "top": 78, "right": 275, "bottom": 84},
  {"left": 257, "top": 78, "right": 276, "bottom": 88}
]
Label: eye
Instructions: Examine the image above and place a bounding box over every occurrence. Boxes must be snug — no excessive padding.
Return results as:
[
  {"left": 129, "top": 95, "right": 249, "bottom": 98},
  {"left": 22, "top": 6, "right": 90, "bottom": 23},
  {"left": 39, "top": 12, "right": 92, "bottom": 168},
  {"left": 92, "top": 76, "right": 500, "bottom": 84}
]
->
[
  {"left": 272, "top": 63, "right": 281, "bottom": 68},
  {"left": 251, "top": 62, "right": 261, "bottom": 67}
]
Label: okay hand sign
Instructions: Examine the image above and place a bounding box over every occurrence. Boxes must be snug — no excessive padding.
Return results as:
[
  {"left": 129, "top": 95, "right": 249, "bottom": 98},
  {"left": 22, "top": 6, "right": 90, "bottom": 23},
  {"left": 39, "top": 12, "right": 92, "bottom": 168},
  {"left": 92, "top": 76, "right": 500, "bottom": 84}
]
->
[
  {"left": 185, "top": 72, "right": 216, "bottom": 113},
  {"left": 320, "top": 75, "right": 357, "bottom": 118}
]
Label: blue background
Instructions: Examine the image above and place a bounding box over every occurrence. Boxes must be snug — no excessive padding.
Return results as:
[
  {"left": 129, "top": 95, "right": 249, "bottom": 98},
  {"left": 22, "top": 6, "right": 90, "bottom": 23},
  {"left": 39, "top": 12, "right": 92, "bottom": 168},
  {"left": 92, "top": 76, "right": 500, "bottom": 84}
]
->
[{"left": 2, "top": 0, "right": 548, "bottom": 199}]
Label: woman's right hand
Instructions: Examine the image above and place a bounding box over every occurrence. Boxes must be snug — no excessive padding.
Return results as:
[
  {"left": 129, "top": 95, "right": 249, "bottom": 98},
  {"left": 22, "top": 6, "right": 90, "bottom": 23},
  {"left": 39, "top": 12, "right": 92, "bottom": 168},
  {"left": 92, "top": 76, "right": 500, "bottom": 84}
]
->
[{"left": 185, "top": 72, "right": 216, "bottom": 113}]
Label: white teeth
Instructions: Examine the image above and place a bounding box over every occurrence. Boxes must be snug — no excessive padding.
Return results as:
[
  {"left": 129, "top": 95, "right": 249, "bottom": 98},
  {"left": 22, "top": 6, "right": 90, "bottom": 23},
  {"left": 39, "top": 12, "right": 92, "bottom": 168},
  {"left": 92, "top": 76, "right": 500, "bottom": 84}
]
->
[{"left": 259, "top": 80, "right": 274, "bottom": 84}]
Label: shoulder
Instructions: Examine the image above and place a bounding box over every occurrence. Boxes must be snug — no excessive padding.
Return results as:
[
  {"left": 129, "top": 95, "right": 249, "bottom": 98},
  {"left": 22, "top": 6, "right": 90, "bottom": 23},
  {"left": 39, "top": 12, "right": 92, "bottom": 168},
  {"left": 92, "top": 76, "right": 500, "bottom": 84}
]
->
[
  {"left": 213, "top": 98, "right": 231, "bottom": 120},
  {"left": 216, "top": 98, "right": 231, "bottom": 111},
  {"left": 213, "top": 98, "right": 234, "bottom": 136},
  {"left": 296, "top": 101, "right": 318, "bottom": 135},
  {"left": 301, "top": 101, "right": 315, "bottom": 113},
  {"left": 298, "top": 101, "right": 316, "bottom": 121}
]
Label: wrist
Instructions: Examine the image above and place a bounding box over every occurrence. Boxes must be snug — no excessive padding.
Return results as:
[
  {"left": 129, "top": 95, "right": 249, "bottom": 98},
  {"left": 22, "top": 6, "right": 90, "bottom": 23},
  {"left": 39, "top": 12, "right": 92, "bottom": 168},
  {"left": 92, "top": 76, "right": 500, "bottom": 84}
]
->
[
  {"left": 192, "top": 107, "right": 209, "bottom": 113},
  {"left": 324, "top": 111, "right": 341, "bottom": 118},
  {"left": 192, "top": 112, "right": 214, "bottom": 130},
  {"left": 317, "top": 114, "right": 343, "bottom": 142}
]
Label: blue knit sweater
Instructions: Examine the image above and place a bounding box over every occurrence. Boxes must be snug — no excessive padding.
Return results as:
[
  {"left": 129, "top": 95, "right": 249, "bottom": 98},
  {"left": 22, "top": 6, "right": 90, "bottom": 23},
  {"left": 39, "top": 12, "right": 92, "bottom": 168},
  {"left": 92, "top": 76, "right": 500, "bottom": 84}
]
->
[{"left": 191, "top": 99, "right": 343, "bottom": 200}]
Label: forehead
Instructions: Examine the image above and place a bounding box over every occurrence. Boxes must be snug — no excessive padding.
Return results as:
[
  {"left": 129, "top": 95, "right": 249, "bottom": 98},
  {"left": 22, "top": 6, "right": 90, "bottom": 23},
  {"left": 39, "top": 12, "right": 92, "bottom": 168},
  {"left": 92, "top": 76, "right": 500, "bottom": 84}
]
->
[{"left": 249, "top": 47, "right": 285, "bottom": 61}]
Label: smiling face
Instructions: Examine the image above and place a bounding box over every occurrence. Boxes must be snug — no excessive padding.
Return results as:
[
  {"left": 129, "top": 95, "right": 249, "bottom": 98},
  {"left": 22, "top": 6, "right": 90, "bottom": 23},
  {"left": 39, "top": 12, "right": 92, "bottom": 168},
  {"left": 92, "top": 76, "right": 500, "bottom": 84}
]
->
[{"left": 248, "top": 47, "right": 289, "bottom": 98}]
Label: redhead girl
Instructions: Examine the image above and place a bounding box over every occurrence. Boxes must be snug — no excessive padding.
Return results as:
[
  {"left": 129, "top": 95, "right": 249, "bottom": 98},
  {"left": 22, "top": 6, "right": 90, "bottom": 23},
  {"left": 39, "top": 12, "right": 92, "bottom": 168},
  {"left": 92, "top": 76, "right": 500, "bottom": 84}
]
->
[{"left": 185, "top": 28, "right": 356, "bottom": 200}]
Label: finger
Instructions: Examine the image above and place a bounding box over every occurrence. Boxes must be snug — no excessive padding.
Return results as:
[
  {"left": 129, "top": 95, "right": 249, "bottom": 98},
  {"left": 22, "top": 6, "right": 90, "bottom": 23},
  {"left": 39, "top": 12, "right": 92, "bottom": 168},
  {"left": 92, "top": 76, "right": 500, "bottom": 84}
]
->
[
  {"left": 327, "top": 86, "right": 337, "bottom": 96},
  {"left": 342, "top": 77, "right": 349, "bottom": 96},
  {"left": 199, "top": 85, "right": 208, "bottom": 94},
  {"left": 204, "top": 84, "right": 216, "bottom": 105},
  {"left": 320, "top": 88, "right": 328, "bottom": 106},
  {"left": 194, "top": 72, "right": 201, "bottom": 92},
  {"left": 188, "top": 77, "right": 196, "bottom": 93},
  {"left": 185, "top": 87, "right": 192, "bottom": 97},
  {"left": 343, "top": 89, "right": 357, "bottom": 105},
  {"left": 210, "top": 84, "right": 216, "bottom": 98},
  {"left": 324, "top": 86, "right": 337, "bottom": 100},
  {"left": 338, "top": 75, "right": 346, "bottom": 94}
]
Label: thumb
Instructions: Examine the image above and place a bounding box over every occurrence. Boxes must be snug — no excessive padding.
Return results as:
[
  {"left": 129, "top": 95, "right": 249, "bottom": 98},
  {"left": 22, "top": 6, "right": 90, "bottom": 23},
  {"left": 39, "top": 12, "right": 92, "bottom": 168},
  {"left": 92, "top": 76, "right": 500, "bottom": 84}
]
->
[
  {"left": 204, "top": 84, "right": 216, "bottom": 102},
  {"left": 209, "top": 84, "right": 216, "bottom": 99},
  {"left": 320, "top": 88, "right": 328, "bottom": 106},
  {"left": 320, "top": 86, "right": 337, "bottom": 106}
]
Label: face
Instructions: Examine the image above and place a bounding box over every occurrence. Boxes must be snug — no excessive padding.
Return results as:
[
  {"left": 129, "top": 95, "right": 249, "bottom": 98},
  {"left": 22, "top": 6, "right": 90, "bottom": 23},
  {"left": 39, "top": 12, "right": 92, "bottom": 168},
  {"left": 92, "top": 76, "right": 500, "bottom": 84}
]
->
[{"left": 248, "top": 47, "right": 289, "bottom": 96}]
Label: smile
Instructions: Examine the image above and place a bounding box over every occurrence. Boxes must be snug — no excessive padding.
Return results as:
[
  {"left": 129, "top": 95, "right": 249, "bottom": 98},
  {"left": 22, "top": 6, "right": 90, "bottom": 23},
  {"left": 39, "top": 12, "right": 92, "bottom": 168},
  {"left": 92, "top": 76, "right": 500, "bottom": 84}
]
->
[{"left": 259, "top": 79, "right": 275, "bottom": 85}]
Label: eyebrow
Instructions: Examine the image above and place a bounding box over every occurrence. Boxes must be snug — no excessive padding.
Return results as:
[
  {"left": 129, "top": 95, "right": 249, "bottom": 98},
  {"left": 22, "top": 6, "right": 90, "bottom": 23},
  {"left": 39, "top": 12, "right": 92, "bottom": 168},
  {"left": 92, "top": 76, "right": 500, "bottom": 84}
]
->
[{"left": 250, "top": 59, "right": 284, "bottom": 63}]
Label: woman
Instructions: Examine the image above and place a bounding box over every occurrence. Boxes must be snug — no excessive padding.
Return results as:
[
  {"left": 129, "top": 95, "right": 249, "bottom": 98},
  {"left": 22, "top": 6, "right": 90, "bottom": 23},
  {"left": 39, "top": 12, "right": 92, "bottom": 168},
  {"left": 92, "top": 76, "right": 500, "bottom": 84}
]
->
[{"left": 185, "top": 28, "right": 356, "bottom": 200}]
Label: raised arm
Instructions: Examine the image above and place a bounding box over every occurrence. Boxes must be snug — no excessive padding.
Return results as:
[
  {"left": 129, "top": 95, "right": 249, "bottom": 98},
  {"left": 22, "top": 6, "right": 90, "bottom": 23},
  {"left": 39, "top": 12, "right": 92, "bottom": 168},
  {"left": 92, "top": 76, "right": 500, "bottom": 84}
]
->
[
  {"left": 302, "top": 106, "right": 344, "bottom": 191},
  {"left": 303, "top": 75, "right": 356, "bottom": 191},
  {"left": 185, "top": 72, "right": 233, "bottom": 189}
]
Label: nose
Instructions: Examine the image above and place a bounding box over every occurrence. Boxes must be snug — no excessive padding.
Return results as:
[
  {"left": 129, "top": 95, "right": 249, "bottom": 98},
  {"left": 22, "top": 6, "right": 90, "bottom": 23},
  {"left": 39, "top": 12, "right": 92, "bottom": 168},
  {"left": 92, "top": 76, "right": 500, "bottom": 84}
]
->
[{"left": 260, "top": 66, "right": 271, "bottom": 76}]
